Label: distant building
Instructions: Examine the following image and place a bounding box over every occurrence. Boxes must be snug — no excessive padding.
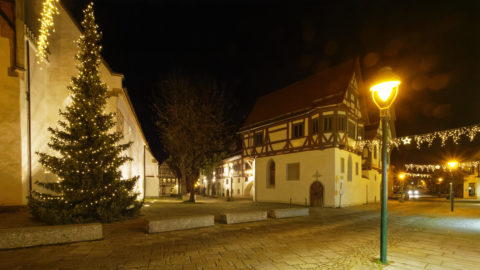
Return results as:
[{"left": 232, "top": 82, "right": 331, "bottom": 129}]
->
[
  {"left": 0, "top": 1, "right": 157, "bottom": 205},
  {"left": 462, "top": 167, "right": 479, "bottom": 199},
  {"left": 239, "top": 59, "right": 396, "bottom": 207},
  {"left": 198, "top": 154, "right": 254, "bottom": 198},
  {"left": 145, "top": 161, "right": 178, "bottom": 197}
]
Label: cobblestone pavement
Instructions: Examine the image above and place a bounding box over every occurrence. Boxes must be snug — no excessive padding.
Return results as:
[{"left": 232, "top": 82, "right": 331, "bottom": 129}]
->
[{"left": 1, "top": 197, "right": 480, "bottom": 270}]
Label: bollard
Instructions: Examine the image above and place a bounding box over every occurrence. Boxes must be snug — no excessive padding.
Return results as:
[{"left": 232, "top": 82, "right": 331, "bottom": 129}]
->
[{"left": 450, "top": 182, "right": 454, "bottom": 212}]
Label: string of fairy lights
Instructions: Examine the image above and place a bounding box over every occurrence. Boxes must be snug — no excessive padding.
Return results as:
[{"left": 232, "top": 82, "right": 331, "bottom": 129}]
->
[
  {"left": 404, "top": 172, "right": 432, "bottom": 179},
  {"left": 355, "top": 123, "right": 480, "bottom": 151},
  {"left": 36, "top": 0, "right": 59, "bottom": 64},
  {"left": 405, "top": 161, "right": 480, "bottom": 173}
]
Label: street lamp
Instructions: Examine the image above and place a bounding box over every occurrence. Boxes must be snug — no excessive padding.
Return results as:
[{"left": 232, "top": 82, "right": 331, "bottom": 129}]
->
[
  {"left": 370, "top": 67, "right": 400, "bottom": 264},
  {"left": 448, "top": 160, "right": 458, "bottom": 212}
]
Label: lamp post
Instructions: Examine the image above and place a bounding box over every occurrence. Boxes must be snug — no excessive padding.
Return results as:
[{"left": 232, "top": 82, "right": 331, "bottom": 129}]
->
[
  {"left": 398, "top": 173, "right": 406, "bottom": 201},
  {"left": 437, "top": 177, "right": 443, "bottom": 197},
  {"left": 447, "top": 161, "right": 458, "bottom": 212},
  {"left": 370, "top": 67, "right": 400, "bottom": 264}
]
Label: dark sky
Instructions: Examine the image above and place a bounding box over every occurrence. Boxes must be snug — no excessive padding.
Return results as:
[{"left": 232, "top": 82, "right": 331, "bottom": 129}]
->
[{"left": 64, "top": 0, "right": 480, "bottom": 165}]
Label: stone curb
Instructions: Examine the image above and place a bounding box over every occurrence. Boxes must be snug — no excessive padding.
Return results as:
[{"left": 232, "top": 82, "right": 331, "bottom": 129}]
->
[{"left": 0, "top": 223, "right": 103, "bottom": 250}]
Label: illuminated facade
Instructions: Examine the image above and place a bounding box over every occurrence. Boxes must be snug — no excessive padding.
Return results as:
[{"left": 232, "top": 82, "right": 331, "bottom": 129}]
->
[
  {"left": 199, "top": 155, "right": 254, "bottom": 198},
  {"left": 239, "top": 59, "right": 395, "bottom": 207},
  {"left": 0, "top": 0, "right": 156, "bottom": 205}
]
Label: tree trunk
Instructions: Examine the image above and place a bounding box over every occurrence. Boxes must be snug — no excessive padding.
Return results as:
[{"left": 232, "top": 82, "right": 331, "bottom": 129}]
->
[{"left": 189, "top": 176, "right": 196, "bottom": 202}]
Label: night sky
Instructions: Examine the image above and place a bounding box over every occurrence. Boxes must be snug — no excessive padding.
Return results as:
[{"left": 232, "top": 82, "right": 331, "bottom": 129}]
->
[{"left": 64, "top": 0, "right": 480, "bottom": 166}]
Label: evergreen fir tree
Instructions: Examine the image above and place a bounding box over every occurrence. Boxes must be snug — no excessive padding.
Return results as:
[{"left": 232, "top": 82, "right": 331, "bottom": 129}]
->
[{"left": 28, "top": 2, "right": 141, "bottom": 224}]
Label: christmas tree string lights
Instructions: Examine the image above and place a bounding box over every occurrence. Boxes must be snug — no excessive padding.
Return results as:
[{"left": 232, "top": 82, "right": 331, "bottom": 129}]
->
[
  {"left": 28, "top": 2, "right": 141, "bottom": 224},
  {"left": 37, "top": 0, "right": 59, "bottom": 64}
]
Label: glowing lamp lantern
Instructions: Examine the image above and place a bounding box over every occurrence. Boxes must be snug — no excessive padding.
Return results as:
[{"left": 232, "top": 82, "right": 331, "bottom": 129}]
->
[
  {"left": 398, "top": 173, "right": 405, "bottom": 180},
  {"left": 370, "top": 66, "right": 401, "bottom": 265},
  {"left": 448, "top": 161, "right": 458, "bottom": 170},
  {"left": 370, "top": 67, "right": 401, "bottom": 111}
]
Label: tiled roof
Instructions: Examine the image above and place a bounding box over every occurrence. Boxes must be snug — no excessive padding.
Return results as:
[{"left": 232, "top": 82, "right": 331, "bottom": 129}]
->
[{"left": 241, "top": 58, "right": 357, "bottom": 130}]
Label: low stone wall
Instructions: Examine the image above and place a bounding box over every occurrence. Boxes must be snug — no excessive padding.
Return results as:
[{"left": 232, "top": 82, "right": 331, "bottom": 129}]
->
[
  {"left": 218, "top": 210, "right": 267, "bottom": 224},
  {"left": 148, "top": 215, "right": 214, "bottom": 233},
  {"left": 0, "top": 223, "right": 103, "bottom": 250},
  {"left": 268, "top": 208, "right": 310, "bottom": 219}
]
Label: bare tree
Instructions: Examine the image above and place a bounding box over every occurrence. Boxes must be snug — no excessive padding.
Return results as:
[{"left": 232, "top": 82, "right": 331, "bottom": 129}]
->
[{"left": 152, "top": 72, "right": 233, "bottom": 202}]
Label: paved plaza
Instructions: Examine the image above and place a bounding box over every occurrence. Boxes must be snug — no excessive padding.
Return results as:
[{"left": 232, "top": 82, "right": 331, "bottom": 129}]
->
[{"left": 1, "top": 197, "right": 480, "bottom": 270}]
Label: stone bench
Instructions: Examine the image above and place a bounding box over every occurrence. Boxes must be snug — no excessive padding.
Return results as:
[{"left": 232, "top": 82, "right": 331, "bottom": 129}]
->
[
  {"left": 218, "top": 210, "right": 267, "bottom": 224},
  {"left": 268, "top": 208, "right": 310, "bottom": 219},
  {"left": 147, "top": 215, "right": 214, "bottom": 233},
  {"left": 0, "top": 223, "right": 102, "bottom": 250}
]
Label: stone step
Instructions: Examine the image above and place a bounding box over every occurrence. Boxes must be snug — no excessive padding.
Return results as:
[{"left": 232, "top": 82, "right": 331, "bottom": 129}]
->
[
  {"left": 0, "top": 223, "right": 102, "bottom": 250},
  {"left": 268, "top": 208, "right": 310, "bottom": 219},
  {"left": 147, "top": 215, "right": 214, "bottom": 233},
  {"left": 218, "top": 210, "right": 267, "bottom": 224}
]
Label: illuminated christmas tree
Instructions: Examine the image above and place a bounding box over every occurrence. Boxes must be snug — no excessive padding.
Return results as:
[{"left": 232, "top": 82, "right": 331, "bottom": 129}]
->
[{"left": 28, "top": 2, "right": 141, "bottom": 224}]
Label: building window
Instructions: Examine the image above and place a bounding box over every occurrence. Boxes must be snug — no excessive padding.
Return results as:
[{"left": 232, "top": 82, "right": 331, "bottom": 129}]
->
[
  {"left": 357, "top": 126, "right": 364, "bottom": 140},
  {"left": 355, "top": 162, "right": 359, "bottom": 175},
  {"left": 374, "top": 145, "right": 377, "bottom": 159},
  {"left": 237, "top": 189, "right": 240, "bottom": 195},
  {"left": 238, "top": 178, "right": 240, "bottom": 183},
  {"left": 347, "top": 121, "right": 356, "bottom": 139},
  {"left": 292, "top": 123, "right": 304, "bottom": 138},
  {"left": 254, "top": 132, "right": 263, "bottom": 146},
  {"left": 267, "top": 160, "right": 275, "bottom": 187},
  {"left": 287, "top": 163, "right": 300, "bottom": 180},
  {"left": 323, "top": 117, "right": 332, "bottom": 132},
  {"left": 347, "top": 155, "right": 352, "bottom": 181},
  {"left": 341, "top": 158, "right": 345, "bottom": 173},
  {"left": 116, "top": 110, "right": 124, "bottom": 134},
  {"left": 337, "top": 116, "right": 346, "bottom": 132},
  {"left": 312, "top": 118, "right": 319, "bottom": 134},
  {"left": 226, "top": 178, "right": 229, "bottom": 185}
]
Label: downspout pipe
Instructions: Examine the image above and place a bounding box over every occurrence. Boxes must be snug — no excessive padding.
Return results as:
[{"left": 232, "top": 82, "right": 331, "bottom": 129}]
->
[{"left": 26, "top": 40, "right": 32, "bottom": 198}]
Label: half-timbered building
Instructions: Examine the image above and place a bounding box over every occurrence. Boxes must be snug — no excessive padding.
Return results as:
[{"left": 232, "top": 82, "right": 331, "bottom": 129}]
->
[{"left": 239, "top": 59, "right": 395, "bottom": 207}]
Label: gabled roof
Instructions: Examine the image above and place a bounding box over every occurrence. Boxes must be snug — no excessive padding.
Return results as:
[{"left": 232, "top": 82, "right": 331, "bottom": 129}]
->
[{"left": 241, "top": 58, "right": 358, "bottom": 130}]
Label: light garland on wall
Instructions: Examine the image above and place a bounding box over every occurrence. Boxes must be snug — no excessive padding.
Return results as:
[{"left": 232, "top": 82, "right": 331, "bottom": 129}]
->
[
  {"left": 36, "top": 0, "right": 59, "bottom": 64},
  {"left": 354, "top": 123, "right": 480, "bottom": 151},
  {"left": 405, "top": 161, "right": 480, "bottom": 172}
]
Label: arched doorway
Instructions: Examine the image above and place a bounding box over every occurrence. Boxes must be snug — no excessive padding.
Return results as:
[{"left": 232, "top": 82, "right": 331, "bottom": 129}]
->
[{"left": 310, "top": 181, "right": 324, "bottom": 207}]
